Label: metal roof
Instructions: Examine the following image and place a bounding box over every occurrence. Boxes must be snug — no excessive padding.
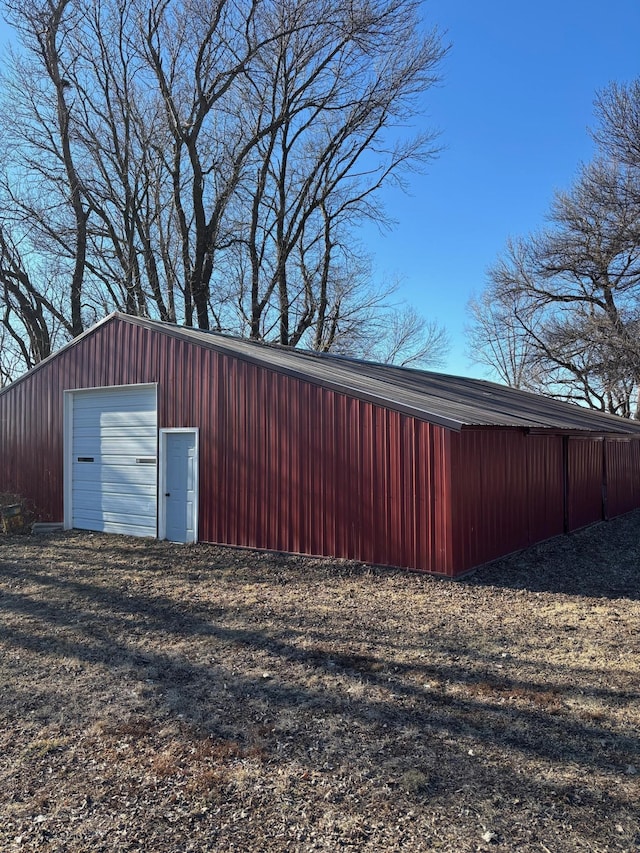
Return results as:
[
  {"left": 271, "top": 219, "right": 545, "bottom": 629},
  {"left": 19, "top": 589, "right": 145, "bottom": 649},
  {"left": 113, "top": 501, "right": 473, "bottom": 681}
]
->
[{"left": 121, "top": 314, "right": 640, "bottom": 435}]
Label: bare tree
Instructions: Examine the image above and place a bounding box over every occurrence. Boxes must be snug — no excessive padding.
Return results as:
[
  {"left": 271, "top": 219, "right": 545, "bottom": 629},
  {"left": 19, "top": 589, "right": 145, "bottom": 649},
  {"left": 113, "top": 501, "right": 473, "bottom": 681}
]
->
[
  {"left": 0, "top": 321, "right": 22, "bottom": 386},
  {"left": 466, "top": 284, "right": 541, "bottom": 389},
  {"left": 333, "top": 299, "right": 450, "bottom": 368},
  {"left": 214, "top": 0, "right": 446, "bottom": 348},
  {"left": 593, "top": 79, "right": 640, "bottom": 171},
  {"left": 468, "top": 153, "right": 640, "bottom": 416},
  {"left": 0, "top": 0, "right": 448, "bottom": 380},
  {"left": 377, "top": 308, "right": 449, "bottom": 369},
  {"left": 2, "top": 0, "right": 93, "bottom": 337}
]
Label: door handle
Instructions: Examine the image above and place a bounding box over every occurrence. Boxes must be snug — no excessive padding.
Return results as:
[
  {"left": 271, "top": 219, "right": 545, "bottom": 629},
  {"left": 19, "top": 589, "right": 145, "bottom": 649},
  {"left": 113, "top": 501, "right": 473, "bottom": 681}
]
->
[{"left": 165, "top": 492, "right": 170, "bottom": 497}]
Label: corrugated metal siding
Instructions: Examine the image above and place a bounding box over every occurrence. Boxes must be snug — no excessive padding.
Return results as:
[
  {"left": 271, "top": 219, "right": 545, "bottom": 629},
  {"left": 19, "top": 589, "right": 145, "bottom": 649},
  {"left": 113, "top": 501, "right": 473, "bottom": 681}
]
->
[
  {"left": 526, "top": 434, "right": 565, "bottom": 543},
  {"left": 449, "top": 429, "right": 564, "bottom": 573},
  {"left": 450, "top": 430, "right": 640, "bottom": 571},
  {"left": 167, "top": 328, "right": 457, "bottom": 573},
  {"left": 605, "top": 439, "right": 639, "bottom": 519},
  {"left": 567, "top": 438, "right": 604, "bottom": 531},
  {"left": 189, "top": 352, "right": 453, "bottom": 574},
  {"left": 0, "top": 318, "right": 454, "bottom": 574},
  {"left": 0, "top": 366, "right": 65, "bottom": 521}
]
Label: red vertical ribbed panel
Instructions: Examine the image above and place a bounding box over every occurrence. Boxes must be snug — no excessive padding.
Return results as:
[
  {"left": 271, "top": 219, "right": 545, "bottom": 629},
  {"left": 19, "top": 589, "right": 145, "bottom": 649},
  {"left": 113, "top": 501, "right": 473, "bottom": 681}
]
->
[
  {"left": 526, "top": 434, "right": 565, "bottom": 543},
  {"left": 432, "top": 424, "right": 454, "bottom": 576},
  {"left": 449, "top": 429, "right": 565, "bottom": 574},
  {"left": 189, "top": 362, "right": 453, "bottom": 575},
  {"left": 450, "top": 429, "right": 529, "bottom": 572},
  {"left": 604, "top": 439, "right": 637, "bottom": 518},
  {"left": 0, "top": 361, "right": 64, "bottom": 520},
  {"left": 567, "top": 438, "right": 604, "bottom": 531}
]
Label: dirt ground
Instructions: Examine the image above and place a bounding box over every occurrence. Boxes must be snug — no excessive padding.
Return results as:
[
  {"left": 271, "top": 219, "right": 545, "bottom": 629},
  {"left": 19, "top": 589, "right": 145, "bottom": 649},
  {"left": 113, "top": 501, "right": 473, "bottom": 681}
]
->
[{"left": 1, "top": 514, "right": 639, "bottom": 852}]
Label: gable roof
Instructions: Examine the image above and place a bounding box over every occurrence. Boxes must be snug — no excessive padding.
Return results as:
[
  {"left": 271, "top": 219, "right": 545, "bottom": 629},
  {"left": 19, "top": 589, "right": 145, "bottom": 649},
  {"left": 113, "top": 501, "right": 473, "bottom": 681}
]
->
[{"left": 4, "top": 311, "right": 640, "bottom": 435}]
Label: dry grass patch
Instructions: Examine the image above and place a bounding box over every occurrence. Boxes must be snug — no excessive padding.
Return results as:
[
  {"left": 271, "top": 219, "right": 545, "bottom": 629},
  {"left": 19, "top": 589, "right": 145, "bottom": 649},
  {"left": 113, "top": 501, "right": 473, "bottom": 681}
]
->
[{"left": 1, "top": 514, "right": 639, "bottom": 851}]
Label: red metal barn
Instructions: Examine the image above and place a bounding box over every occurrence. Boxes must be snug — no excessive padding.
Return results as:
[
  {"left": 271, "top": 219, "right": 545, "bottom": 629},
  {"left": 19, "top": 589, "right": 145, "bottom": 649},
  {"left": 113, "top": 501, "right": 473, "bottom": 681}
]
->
[{"left": 2, "top": 312, "right": 640, "bottom": 576}]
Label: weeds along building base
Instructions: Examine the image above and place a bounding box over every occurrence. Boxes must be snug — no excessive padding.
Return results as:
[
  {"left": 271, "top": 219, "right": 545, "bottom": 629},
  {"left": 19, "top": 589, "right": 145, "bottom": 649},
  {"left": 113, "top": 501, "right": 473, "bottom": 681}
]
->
[{"left": 2, "top": 313, "right": 640, "bottom": 576}]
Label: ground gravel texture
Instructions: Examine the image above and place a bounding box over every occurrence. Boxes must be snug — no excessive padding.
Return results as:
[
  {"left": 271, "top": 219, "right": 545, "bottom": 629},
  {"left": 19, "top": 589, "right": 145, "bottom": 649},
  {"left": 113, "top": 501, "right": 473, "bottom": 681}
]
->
[{"left": 1, "top": 514, "right": 639, "bottom": 852}]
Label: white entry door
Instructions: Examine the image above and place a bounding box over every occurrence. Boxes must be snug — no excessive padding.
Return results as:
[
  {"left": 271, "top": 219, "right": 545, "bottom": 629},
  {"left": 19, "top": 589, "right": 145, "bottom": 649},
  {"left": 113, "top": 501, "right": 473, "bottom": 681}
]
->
[{"left": 159, "top": 429, "right": 199, "bottom": 544}]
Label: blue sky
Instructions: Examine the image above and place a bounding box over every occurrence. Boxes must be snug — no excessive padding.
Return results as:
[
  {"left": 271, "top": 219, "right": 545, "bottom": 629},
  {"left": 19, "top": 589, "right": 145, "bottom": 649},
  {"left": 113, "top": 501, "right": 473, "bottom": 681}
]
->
[
  {"left": 364, "top": 0, "right": 640, "bottom": 376},
  {"left": 1, "top": 3, "right": 639, "bottom": 378}
]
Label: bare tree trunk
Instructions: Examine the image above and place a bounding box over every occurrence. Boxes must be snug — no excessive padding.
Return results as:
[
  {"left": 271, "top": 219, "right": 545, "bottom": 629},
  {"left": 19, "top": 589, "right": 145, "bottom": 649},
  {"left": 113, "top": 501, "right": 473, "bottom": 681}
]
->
[{"left": 39, "top": 0, "right": 90, "bottom": 337}]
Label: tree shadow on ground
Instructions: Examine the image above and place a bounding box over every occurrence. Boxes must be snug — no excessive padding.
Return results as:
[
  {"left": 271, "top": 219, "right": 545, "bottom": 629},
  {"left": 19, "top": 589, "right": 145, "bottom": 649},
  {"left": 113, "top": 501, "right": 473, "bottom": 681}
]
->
[
  {"left": 1, "top": 533, "right": 639, "bottom": 851},
  {"left": 1, "top": 555, "right": 637, "bottom": 779}
]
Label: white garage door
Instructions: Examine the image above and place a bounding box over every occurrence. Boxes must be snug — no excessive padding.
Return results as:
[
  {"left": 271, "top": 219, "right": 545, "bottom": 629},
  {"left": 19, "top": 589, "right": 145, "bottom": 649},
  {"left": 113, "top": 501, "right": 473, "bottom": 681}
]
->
[{"left": 69, "top": 385, "right": 158, "bottom": 537}]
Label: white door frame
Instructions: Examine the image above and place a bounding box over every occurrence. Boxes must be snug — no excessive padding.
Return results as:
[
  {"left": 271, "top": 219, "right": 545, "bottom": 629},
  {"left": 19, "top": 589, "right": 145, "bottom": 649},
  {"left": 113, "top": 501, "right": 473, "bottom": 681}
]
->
[{"left": 158, "top": 428, "right": 199, "bottom": 543}]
